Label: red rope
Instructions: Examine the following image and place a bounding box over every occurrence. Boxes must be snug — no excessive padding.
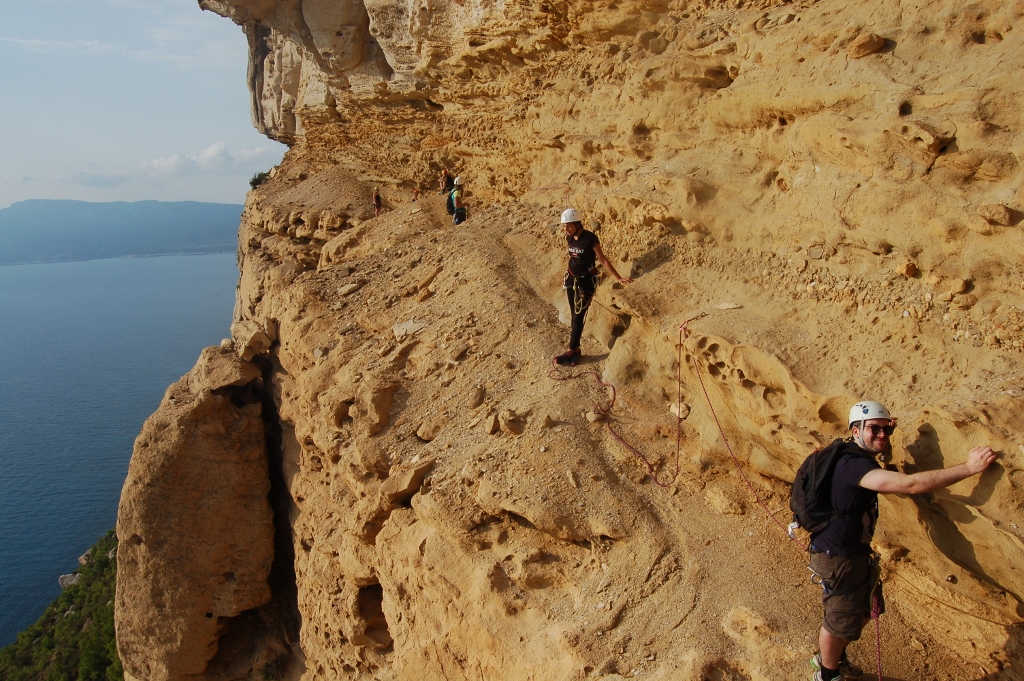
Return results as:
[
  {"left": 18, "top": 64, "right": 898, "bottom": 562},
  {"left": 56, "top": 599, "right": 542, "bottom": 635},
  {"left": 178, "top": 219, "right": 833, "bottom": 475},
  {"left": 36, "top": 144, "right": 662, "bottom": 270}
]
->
[
  {"left": 871, "top": 593, "right": 883, "bottom": 681},
  {"left": 548, "top": 312, "right": 885, "bottom": 677},
  {"left": 547, "top": 317, "right": 707, "bottom": 487},
  {"left": 685, "top": 322, "right": 806, "bottom": 548},
  {"left": 551, "top": 313, "right": 886, "bottom": 679},
  {"left": 685, "top": 320, "right": 884, "bottom": 680},
  {"left": 548, "top": 361, "right": 683, "bottom": 487}
]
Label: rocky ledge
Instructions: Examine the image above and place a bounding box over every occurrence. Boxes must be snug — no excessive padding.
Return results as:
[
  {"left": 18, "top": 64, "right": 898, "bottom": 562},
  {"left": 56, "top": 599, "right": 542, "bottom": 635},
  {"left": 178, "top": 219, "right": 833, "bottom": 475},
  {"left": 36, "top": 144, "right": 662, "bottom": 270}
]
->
[{"left": 116, "top": 1, "right": 1024, "bottom": 679}]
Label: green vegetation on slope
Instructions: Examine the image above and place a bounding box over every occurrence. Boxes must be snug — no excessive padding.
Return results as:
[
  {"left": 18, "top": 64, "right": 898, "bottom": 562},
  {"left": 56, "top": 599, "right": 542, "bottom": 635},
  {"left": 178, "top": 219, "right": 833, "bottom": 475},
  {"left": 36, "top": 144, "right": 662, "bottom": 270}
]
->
[
  {"left": 250, "top": 170, "right": 271, "bottom": 189},
  {"left": 0, "top": 531, "right": 123, "bottom": 681}
]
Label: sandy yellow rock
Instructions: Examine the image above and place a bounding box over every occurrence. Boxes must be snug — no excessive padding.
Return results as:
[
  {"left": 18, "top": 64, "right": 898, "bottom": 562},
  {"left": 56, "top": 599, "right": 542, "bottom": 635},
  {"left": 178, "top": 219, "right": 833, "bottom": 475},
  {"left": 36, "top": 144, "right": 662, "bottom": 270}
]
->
[
  {"left": 115, "top": 348, "right": 273, "bottom": 680},
  {"left": 115, "top": 0, "right": 1024, "bottom": 679}
]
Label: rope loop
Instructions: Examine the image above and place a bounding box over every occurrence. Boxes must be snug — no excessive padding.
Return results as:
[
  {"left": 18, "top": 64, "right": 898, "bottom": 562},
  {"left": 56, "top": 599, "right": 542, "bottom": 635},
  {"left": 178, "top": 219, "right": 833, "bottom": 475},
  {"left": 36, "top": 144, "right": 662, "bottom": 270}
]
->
[{"left": 684, "top": 314, "right": 885, "bottom": 681}]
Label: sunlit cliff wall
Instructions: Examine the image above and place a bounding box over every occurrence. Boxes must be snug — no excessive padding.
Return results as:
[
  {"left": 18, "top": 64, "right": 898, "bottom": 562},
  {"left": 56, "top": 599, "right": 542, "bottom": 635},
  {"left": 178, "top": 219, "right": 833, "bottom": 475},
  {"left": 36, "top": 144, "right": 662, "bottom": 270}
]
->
[{"left": 115, "top": 1, "right": 1024, "bottom": 679}]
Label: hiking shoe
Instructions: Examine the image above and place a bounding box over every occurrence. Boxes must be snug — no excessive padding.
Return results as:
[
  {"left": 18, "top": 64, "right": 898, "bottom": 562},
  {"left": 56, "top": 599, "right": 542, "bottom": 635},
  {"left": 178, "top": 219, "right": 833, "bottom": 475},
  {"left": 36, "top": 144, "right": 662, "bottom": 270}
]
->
[
  {"left": 838, "top": 656, "right": 863, "bottom": 679},
  {"left": 554, "top": 349, "right": 580, "bottom": 366},
  {"left": 811, "top": 652, "right": 862, "bottom": 680}
]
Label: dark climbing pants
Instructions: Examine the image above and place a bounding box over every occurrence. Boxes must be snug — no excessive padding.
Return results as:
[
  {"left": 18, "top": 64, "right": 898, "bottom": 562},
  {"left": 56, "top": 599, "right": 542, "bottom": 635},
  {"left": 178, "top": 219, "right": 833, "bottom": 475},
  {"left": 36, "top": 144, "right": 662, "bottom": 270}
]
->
[{"left": 564, "top": 272, "right": 597, "bottom": 351}]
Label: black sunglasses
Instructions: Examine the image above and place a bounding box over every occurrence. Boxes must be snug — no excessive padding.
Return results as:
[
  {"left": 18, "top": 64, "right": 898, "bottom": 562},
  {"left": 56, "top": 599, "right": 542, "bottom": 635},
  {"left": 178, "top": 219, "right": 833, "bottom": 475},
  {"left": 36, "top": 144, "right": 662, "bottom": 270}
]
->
[{"left": 863, "top": 424, "right": 895, "bottom": 437}]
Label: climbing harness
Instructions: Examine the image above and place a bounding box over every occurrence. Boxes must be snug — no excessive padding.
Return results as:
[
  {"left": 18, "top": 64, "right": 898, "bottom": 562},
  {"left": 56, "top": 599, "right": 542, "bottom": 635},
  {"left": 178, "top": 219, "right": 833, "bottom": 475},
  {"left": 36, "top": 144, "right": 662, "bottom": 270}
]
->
[
  {"left": 807, "top": 553, "right": 882, "bottom": 600},
  {"left": 572, "top": 275, "right": 588, "bottom": 315},
  {"left": 565, "top": 271, "right": 597, "bottom": 315}
]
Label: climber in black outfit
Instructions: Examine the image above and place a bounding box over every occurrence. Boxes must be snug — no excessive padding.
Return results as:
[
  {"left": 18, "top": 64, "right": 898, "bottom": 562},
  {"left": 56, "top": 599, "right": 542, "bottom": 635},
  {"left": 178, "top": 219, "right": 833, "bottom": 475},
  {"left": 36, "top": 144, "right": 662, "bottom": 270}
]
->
[{"left": 554, "top": 208, "right": 632, "bottom": 366}]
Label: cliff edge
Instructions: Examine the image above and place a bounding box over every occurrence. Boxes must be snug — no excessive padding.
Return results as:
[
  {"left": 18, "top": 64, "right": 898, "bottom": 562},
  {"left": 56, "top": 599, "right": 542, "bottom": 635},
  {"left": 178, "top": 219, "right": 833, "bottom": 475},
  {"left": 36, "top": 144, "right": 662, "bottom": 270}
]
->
[{"left": 116, "top": 0, "right": 1024, "bottom": 679}]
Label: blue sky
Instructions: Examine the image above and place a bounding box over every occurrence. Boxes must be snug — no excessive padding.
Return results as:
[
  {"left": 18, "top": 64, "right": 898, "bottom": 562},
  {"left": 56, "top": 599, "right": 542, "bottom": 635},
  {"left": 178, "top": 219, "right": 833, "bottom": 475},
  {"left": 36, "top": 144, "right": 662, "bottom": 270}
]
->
[{"left": 0, "top": 0, "right": 286, "bottom": 209}]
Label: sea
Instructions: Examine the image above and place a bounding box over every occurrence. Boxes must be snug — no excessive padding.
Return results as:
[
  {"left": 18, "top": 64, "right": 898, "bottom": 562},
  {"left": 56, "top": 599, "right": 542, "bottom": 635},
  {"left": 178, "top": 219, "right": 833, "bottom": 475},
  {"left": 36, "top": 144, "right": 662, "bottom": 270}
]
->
[{"left": 0, "top": 253, "right": 239, "bottom": 647}]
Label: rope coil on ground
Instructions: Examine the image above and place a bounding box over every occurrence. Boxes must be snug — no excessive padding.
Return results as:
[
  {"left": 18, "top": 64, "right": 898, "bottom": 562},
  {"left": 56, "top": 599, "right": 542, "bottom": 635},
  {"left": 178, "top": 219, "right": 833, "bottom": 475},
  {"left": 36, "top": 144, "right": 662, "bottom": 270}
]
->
[
  {"left": 547, "top": 315, "right": 708, "bottom": 487},
  {"left": 548, "top": 362, "right": 683, "bottom": 487}
]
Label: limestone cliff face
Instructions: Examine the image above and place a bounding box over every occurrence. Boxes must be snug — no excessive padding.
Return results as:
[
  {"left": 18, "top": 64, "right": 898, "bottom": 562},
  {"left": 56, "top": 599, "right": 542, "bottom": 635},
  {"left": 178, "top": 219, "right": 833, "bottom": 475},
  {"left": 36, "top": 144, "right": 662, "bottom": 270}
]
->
[
  {"left": 116, "top": 0, "right": 1024, "bottom": 679},
  {"left": 116, "top": 348, "right": 275, "bottom": 680}
]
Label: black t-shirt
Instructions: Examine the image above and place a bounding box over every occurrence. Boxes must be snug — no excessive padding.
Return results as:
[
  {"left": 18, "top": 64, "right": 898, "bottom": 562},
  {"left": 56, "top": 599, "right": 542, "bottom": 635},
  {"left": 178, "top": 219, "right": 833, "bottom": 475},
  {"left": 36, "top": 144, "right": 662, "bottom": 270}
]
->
[
  {"left": 811, "top": 448, "right": 880, "bottom": 557},
  {"left": 567, "top": 229, "right": 599, "bottom": 276}
]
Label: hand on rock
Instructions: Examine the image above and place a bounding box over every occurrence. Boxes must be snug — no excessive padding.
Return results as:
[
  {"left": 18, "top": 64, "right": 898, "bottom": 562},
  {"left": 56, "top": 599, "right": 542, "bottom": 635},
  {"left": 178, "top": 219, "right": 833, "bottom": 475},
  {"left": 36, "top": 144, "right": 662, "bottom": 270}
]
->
[{"left": 967, "top": 446, "right": 997, "bottom": 474}]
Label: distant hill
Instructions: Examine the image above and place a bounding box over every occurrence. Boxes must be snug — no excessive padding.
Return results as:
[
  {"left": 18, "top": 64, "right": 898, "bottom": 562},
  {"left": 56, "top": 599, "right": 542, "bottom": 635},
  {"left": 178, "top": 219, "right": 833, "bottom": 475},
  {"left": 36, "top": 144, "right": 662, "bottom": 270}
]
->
[{"left": 0, "top": 200, "right": 243, "bottom": 265}]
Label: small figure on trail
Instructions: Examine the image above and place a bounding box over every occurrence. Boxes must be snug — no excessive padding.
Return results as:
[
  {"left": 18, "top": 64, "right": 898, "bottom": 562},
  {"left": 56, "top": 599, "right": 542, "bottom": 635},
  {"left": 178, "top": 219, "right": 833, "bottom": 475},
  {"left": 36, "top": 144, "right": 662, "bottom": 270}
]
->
[
  {"left": 801, "top": 400, "right": 996, "bottom": 681},
  {"left": 412, "top": 188, "right": 420, "bottom": 202},
  {"left": 553, "top": 208, "right": 632, "bottom": 366},
  {"left": 439, "top": 169, "right": 455, "bottom": 194},
  {"left": 372, "top": 187, "right": 383, "bottom": 217},
  {"left": 451, "top": 177, "right": 467, "bottom": 225}
]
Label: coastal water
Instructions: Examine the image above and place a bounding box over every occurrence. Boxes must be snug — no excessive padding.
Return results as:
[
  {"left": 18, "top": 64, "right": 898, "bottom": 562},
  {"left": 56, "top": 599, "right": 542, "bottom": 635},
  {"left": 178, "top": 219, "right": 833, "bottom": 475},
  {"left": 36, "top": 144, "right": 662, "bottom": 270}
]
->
[{"left": 0, "top": 253, "right": 239, "bottom": 646}]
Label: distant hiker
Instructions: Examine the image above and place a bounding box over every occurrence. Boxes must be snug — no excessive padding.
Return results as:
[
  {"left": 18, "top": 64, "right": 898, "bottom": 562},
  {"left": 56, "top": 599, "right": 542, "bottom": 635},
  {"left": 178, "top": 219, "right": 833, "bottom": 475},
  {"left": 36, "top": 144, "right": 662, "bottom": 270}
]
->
[
  {"left": 412, "top": 188, "right": 420, "bottom": 202},
  {"left": 372, "top": 187, "right": 383, "bottom": 217},
  {"left": 801, "top": 400, "right": 996, "bottom": 681},
  {"left": 553, "top": 208, "right": 632, "bottom": 366},
  {"left": 439, "top": 169, "right": 455, "bottom": 194},
  {"left": 451, "top": 176, "right": 467, "bottom": 225}
]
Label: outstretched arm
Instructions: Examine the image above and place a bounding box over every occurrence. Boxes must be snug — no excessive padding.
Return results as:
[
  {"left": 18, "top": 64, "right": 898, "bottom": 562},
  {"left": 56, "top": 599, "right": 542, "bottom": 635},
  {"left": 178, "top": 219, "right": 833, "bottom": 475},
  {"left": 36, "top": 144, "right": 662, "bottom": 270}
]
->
[
  {"left": 593, "top": 243, "right": 633, "bottom": 283},
  {"left": 859, "top": 446, "right": 997, "bottom": 494}
]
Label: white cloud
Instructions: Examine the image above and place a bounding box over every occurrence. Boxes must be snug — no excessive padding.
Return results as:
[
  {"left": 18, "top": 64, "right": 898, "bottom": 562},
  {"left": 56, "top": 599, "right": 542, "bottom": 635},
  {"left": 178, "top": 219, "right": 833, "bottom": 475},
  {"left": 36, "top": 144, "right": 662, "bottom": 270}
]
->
[
  {"left": 0, "top": 0, "right": 285, "bottom": 209},
  {"left": 144, "top": 142, "right": 278, "bottom": 177},
  {"left": 0, "top": 37, "right": 114, "bottom": 55},
  {"left": 0, "top": 36, "right": 239, "bottom": 71},
  {"left": 0, "top": 0, "right": 245, "bottom": 70},
  {"left": 196, "top": 142, "right": 233, "bottom": 170},
  {"left": 119, "top": 41, "right": 242, "bottom": 69},
  {"left": 0, "top": 35, "right": 240, "bottom": 70},
  {"left": 146, "top": 155, "right": 200, "bottom": 176},
  {"left": 233, "top": 147, "right": 277, "bottom": 163}
]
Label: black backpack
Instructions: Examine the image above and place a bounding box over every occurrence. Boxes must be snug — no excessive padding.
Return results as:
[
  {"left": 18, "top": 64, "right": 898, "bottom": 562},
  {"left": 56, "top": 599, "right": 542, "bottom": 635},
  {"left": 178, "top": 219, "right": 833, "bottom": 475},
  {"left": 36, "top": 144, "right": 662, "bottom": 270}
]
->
[
  {"left": 789, "top": 438, "right": 865, "bottom": 535},
  {"left": 445, "top": 189, "right": 456, "bottom": 216}
]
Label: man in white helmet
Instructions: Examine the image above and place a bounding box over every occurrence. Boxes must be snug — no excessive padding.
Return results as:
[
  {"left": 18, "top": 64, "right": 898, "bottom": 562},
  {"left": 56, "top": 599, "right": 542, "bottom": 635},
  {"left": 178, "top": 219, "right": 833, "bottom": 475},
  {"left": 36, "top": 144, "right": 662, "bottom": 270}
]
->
[
  {"left": 554, "top": 208, "right": 632, "bottom": 366},
  {"left": 452, "top": 176, "right": 467, "bottom": 225},
  {"left": 808, "top": 400, "right": 996, "bottom": 681}
]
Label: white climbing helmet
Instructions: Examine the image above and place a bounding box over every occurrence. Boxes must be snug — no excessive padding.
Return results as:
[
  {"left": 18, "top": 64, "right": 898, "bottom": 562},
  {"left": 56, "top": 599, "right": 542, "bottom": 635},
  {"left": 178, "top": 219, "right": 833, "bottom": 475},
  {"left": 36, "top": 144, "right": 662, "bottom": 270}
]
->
[
  {"left": 453, "top": 176, "right": 464, "bottom": 185},
  {"left": 848, "top": 400, "right": 891, "bottom": 427},
  {"left": 561, "top": 207, "right": 582, "bottom": 224}
]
